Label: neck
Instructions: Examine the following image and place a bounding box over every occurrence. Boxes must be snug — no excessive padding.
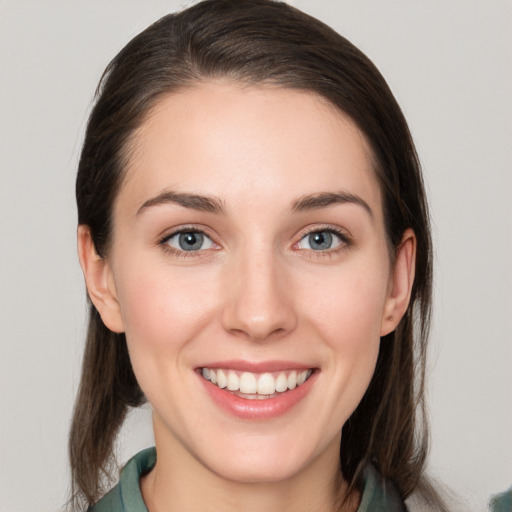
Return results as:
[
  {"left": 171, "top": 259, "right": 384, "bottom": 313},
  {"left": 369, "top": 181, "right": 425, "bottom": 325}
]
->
[{"left": 141, "top": 425, "right": 358, "bottom": 512}]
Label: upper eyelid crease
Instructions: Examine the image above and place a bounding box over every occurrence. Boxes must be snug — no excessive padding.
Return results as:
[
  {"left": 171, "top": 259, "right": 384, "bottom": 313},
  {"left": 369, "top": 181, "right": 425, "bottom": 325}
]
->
[
  {"left": 160, "top": 227, "right": 349, "bottom": 252},
  {"left": 158, "top": 228, "right": 350, "bottom": 260},
  {"left": 160, "top": 227, "right": 215, "bottom": 243},
  {"left": 159, "top": 226, "right": 350, "bottom": 246},
  {"left": 159, "top": 229, "right": 217, "bottom": 256},
  {"left": 298, "top": 228, "right": 351, "bottom": 247},
  {"left": 161, "top": 228, "right": 202, "bottom": 242}
]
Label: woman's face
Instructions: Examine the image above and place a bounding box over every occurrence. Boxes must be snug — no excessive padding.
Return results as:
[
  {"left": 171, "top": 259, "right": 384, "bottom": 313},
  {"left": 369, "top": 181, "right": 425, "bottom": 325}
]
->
[{"left": 89, "top": 82, "right": 413, "bottom": 484}]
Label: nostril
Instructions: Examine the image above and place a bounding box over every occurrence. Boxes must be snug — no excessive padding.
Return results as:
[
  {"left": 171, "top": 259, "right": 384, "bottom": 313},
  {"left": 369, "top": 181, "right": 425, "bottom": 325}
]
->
[
  {"left": 227, "top": 324, "right": 289, "bottom": 343},
  {"left": 220, "top": 267, "right": 298, "bottom": 340}
]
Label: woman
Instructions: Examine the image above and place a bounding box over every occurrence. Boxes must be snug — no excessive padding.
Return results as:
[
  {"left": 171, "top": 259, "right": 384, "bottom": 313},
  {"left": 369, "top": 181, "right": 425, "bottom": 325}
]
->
[{"left": 70, "top": 0, "right": 443, "bottom": 510}]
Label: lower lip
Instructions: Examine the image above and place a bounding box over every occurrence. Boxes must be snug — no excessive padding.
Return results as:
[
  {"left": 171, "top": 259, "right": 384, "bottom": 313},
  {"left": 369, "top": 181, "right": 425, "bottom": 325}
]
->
[{"left": 198, "top": 371, "right": 317, "bottom": 420}]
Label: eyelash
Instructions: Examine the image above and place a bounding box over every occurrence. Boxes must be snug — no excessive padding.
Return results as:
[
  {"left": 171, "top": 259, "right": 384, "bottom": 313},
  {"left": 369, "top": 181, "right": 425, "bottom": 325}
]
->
[
  {"left": 158, "top": 225, "right": 352, "bottom": 258},
  {"left": 295, "top": 225, "right": 352, "bottom": 258},
  {"left": 159, "top": 226, "right": 216, "bottom": 258}
]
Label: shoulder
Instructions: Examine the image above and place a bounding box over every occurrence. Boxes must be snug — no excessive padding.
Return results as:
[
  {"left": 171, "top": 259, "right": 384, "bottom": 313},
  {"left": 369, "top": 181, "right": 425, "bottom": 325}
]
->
[
  {"left": 88, "top": 447, "right": 156, "bottom": 512},
  {"left": 88, "top": 485, "right": 123, "bottom": 512},
  {"left": 489, "top": 486, "right": 512, "bottom": 512},
  {"left": 358, "top": 465, "right": 408, "bottom": 512}
]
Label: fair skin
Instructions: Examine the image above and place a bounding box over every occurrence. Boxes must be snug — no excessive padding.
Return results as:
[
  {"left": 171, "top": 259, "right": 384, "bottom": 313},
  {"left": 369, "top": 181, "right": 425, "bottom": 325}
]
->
[{"left": 78, "top": 82, "right": 415, "bottom": 512}]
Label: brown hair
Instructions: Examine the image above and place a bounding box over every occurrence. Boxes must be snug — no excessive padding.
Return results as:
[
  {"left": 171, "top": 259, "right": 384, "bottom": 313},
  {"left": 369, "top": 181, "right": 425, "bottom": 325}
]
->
[{"left": 71, "top": 0, "right": 438, "bottom": 509}]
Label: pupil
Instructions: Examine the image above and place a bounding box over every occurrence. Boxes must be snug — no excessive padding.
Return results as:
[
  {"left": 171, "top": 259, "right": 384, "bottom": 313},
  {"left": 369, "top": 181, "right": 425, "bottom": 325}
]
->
[
  {"left": 179, "top": 232, "right": 203, "bottom": 251},
  {"left": 310, "top": 231, "right": 332, "bottom": 250}
]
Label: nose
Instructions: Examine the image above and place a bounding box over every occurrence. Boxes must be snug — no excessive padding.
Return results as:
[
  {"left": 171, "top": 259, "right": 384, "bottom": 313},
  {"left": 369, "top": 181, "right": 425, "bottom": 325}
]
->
[{"left": 221, "top": 249, "right": 297, "bottom": 342}]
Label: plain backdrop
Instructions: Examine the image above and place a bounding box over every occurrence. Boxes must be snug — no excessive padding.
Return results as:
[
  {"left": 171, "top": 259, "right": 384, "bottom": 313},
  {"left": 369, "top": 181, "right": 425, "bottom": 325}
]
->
[{"left": 1, "top": 1, "right": 511, "bottom": 511}]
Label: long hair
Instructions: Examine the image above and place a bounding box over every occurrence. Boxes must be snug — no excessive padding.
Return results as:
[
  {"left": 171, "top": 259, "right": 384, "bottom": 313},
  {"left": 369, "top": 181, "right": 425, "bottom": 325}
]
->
[{"left": 71, "top": 0, "right": 436, "bottom": 508}]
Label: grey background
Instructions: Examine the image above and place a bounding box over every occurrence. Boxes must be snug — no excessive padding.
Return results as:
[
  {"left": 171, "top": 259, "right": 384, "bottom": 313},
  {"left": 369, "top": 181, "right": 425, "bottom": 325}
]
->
[{"left": 1, "top": 1, "right": 511, "bottom": 511}]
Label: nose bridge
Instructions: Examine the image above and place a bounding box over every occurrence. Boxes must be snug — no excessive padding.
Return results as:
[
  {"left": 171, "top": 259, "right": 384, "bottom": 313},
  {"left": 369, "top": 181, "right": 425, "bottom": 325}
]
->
[{"left": 221, "top": 240, "right": 296, "bottom": 341}]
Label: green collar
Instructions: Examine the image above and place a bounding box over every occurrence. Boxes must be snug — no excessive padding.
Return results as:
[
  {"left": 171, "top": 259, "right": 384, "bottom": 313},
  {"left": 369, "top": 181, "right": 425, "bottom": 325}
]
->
[{"left": 90, "top": 447, "right": 406, "bottom": 512}]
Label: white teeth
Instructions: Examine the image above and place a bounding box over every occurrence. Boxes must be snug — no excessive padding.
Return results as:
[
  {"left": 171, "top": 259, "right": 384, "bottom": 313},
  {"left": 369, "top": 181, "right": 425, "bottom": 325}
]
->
[
  {"left": 239, "top": 372, "right": 257, "bottom": 394},
  {"left": 217, "top": 369, "right": 227, "bottom": 389},
  {"left": 287, "top": 371, "right": 297, "bottom": 390},
  {"left": 275, "top": 373, "right": 288, "bottom": 392},
  {"left": 257, "top": 373, "right": 275, "bottom": 395},
  {"left": 201, "top": 368, "right": 313, "bottom": 396},
  {"left": 227, "top": 370, "right": 239, "bottom": 391},
  {"left": 297, "top": 370, "right": 308, "bottom": 386}
]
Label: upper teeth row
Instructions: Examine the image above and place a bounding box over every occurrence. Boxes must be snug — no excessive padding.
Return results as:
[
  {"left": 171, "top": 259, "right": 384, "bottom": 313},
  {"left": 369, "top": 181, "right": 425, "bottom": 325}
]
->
[{"left": 202, "top": 368, "right": 312, "bottom": 395}]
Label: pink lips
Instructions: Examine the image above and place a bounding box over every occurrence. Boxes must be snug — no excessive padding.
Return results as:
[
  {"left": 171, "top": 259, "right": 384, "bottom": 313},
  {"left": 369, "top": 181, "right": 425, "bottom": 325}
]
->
[
  {"left": 200, "top": 360, "right": 313, "bottom": 373},
  {"left": 197, "top": 360, "right": 317, "bottom": 420}
]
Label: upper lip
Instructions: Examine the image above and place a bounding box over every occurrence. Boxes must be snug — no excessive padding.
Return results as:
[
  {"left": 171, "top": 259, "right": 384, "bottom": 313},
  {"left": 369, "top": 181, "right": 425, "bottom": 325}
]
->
[{"left": 197, "top": 360, "right": 315, "bottom": 373}]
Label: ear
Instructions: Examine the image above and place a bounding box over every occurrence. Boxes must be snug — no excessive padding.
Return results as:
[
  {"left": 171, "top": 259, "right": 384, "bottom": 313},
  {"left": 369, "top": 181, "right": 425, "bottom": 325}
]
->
[
  {"left": 77, "top": 225, "right": 125, "bottom": 333},
  {"left": 380, "top": 228, "right": 416, "bottom": 336}
]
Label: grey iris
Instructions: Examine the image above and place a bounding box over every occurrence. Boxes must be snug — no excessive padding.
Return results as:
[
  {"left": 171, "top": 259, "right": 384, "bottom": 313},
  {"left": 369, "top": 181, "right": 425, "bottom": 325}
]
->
[
  {"left": 179, "top": 232, "right": 204, "bottom": 251},
  {"left": 309, "top": 231, "right": 332, "bottom": 250}
]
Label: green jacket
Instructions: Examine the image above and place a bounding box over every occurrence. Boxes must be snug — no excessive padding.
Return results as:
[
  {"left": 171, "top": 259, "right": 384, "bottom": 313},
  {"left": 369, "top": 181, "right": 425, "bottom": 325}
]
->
[
  {"left": 90, "top": 447, "right": 407, "bottom": 512},
  {"left": 489, "top": 486, "right": 512, "bottom": 512}
]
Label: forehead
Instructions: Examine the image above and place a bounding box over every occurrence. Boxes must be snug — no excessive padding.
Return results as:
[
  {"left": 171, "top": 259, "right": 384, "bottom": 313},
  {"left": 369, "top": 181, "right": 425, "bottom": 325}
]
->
[{"left": 117, "top": 82, "right": 381, "bottom": 218}]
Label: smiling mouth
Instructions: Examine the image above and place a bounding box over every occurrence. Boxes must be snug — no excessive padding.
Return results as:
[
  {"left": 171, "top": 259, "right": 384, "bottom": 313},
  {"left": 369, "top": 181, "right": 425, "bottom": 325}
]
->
[{"left": 199, "top": 368, "right": 314, "bottom": 400}]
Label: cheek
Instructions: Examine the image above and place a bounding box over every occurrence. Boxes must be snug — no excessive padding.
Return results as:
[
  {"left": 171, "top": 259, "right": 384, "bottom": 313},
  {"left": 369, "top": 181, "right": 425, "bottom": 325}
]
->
[
  {"left": 113, "top": 262, "right": 225, "bottom": 411},
  {"left": 115, "top": 262, "right": 221, "bottom": 356},
  {"left": 296, "top": 256, "right": 389, "bottom": 402},
  {"left": 299, "top": 257, "right": 390, "bottom": 345}
]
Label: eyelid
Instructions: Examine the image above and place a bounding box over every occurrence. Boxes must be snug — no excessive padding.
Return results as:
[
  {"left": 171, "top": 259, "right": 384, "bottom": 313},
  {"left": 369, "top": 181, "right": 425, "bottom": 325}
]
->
[
  {"left": 156, "top": 223, "right": 352, "bottom": 258},
  {"left": 293, "top": 225, "right": 352, "bottom": 252},
  {"left": 158, "top": 225, "right": 220, "bottom": 257}
]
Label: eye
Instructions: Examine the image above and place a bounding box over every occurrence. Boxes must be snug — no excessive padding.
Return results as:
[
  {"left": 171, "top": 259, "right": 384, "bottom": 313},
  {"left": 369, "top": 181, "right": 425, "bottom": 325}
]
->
[
  {"left": 162, "top": 230, "right": 216, "bottom": 252},
  {"left": 296, "top": 229, "right": 346, "bottom": 251}
]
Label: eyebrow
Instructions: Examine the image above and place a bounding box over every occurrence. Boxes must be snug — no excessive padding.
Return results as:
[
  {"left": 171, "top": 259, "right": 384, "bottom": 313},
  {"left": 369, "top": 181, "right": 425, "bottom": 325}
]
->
[
  {"left": 137, "top": 189, "right": 372, "bottom": 217},
  {"left": 137, "top": 190, "right": 227, "bottom": 215},
  {"left": 291, "top": 191, "right": 373, "bottom": 217}
]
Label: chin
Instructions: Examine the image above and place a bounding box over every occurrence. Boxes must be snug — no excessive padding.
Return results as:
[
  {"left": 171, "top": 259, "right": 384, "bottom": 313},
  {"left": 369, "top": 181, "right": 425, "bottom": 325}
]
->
[
  {"left": 206, "top": 455, "right": 306, "bottom": 485},
  {"left": 196, "top": 433, "right": 320, "bottom": 485}
]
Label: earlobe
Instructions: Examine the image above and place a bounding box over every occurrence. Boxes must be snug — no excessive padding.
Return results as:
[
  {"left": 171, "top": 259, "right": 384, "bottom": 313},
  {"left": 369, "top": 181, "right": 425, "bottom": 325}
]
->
[
  {"left": 77, "top": 225, "right": 125, "bottom": 333},
  {"left": 380, "top": 228, "right": 416, "bottom": 336}
]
